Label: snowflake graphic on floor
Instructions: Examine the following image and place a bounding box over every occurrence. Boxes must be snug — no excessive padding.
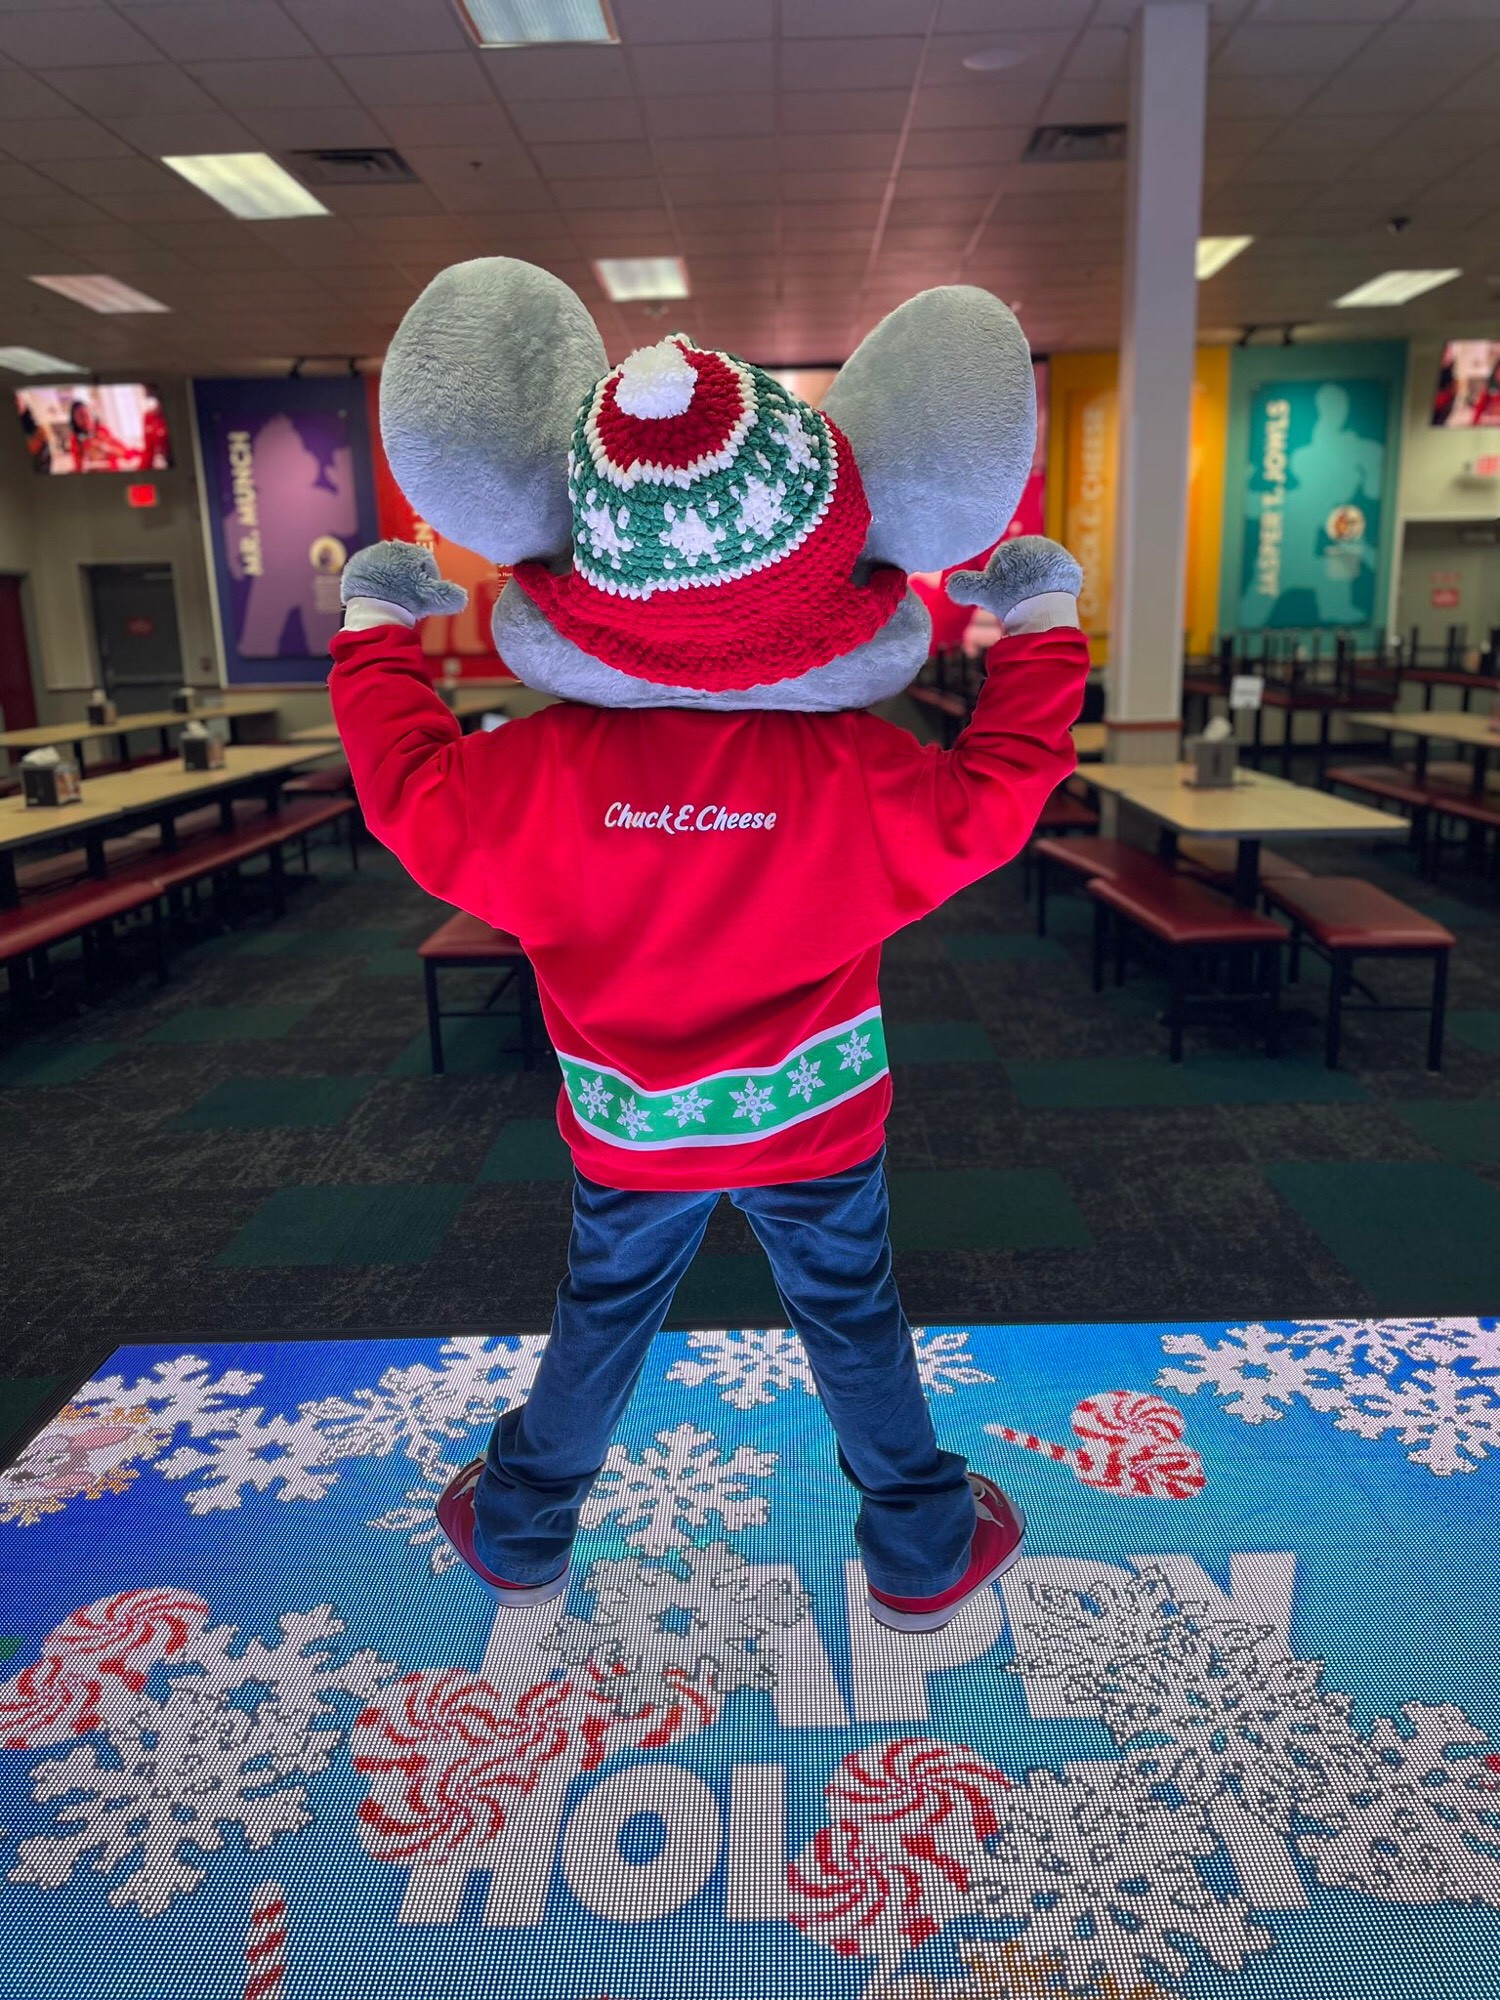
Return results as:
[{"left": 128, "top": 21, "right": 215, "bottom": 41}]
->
[
  {"left": 581, "top": 1422, "right": 777, "bottom": 1554},
  {"left": 1158, "top": 1317, "right": 1500, "bottom": 1474}
]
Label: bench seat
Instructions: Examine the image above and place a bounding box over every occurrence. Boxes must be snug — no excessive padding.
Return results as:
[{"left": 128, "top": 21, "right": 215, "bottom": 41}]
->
[
  {"left": 1263, "top": 877, "right": 1455, "bottom": 1069},
  {"left": 417, "top": 912, "right": 539, "bottom": 1072},
  {"left": 1324, "top": 763, "right": 1433, "bottom": 812},
  {"left": 418, "top": 912, "right": 525, "bottom": 960}
]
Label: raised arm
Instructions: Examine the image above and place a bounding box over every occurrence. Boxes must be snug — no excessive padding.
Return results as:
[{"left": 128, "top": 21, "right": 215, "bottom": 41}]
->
[
  {"left": 860, "top": 538, "right": 1092, "bottom": 922},
  {"left": 328, "top": 540, "right": 516, "bottom": 923}
]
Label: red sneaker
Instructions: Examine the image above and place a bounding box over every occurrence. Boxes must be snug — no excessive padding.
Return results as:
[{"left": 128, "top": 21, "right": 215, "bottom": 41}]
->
[
  {"left": 866, "top": 1473, "right": 1026, "bottom": 1633},
  {"left": 435, "top": 1458, "right": 571, "bottom": 1607}
]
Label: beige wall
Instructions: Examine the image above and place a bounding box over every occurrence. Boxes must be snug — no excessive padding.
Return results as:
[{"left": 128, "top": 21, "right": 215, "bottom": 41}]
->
[
  {"left": 1398, "top": 338, "right": 1500, "bottom": 525},
  {"left": 0, "top": 378, "right": 220, "bottom": 722}
]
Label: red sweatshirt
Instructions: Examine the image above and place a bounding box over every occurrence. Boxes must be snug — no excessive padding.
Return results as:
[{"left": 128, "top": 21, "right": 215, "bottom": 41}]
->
[{"left": 329, "top": 623, "right": 1089, "bottom": 1191}]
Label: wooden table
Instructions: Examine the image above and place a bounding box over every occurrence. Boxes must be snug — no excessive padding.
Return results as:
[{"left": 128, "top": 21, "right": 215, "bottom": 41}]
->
[
  {"left": 1347, "top": 708, "right": 1499, "bottom": 791},
  {"left": 290, "top": 687, "right": 516, "bottom": 746},
  {"left": 0, "top": 743, "right": 336, "bottom": 905},
  {"left": 1072, "top": 722, "right": 1106, "bottom": 759},
  {"left": 1079, "top": 762, "right": 1408, "bottom": 904},
  {"left": 1397, "top": 666, "right": 1499, "bottom": 710},
  {"left": 0, "top": 695, "right": 283, "bottom": 769}
]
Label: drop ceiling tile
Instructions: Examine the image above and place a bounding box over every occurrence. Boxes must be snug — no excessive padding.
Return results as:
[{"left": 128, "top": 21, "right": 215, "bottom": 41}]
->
[
  {"left": 0, "top": 116, "right": 132, "bottom": 159},
  {"left": 435, "top": 178, "right": 559, "bottom": 214},
  {"left": 940, "top": 0, "right": 1095, "bottom": 25},
  {"left": 528, "top": 138, "right": 656, "bottom": 178},
  {"left": 280, "top": 0, "right": 468, "bottom": 56},
  {"left": 186, "top": 58, "right": 358, "bottom": 110},
  {"left": 776, "top": 131, "right": 898, "bottom": 171},
  {"left": 633, "top": 39, "right": 774, "bottom": 94},
  {"left": 507, "top": 95, "right": 643, "bottom": 141},
  {"left": 779, "top": 89, "right": 909, "bottom": 133},
  {"left": 0, "top": 7, "right": 158, "bottom": 66},
  {"left": 661, "top": 172, "right": 763, "bottom": 206},
  {"left": 129, "top": 1, "right": 316, "bottom": 62},
  {"left": 0, "top": 185, "right": 107, "bottom": 225},
  {"left": 652, "top": 135, "right": 771, "bottom": 175},
  {"left": 92, "top": 186, "right": 238, "bottom": 222},
  {"left": 27, "top": 218, "right": 160, "bottom": 258},
  {"left": 0, "top": 73, "right": 78, "bottom": 120},
  {"left": 646, "top": 95, "right": 775, "bottom": 138},
  {"left": 911, "top": 79, "right": 1052, "bottom": 128},
  {"left": 1208, "top": 70, "right": 1328, "bottom": 116},
  {"left": 903, "top": 125, "right": 1031, "bottom": 167},
  {"left": 1212, "top": 21, "right": 1380, "bottom": 71},
  {"left": 1354, "top": 16, "right": 1500, "bottom": 66},
  {"left": 319, "top": 182, "right": 447, "bottom": 218},
  {"left": 1060, "top": 27, "right": 1130, "bottom": 79},
  {"left": 236, "top": 105, "right": 392, "bottom": 150},
  {"left": 252, "top": 215, "right": 391, "bottom": 265},
  {"left": 781, "top": 199, "right": 883, "bottom": 227},
  {"left": 482, "top": 46, "right": 633, "bottom": 99},
  {"left": 895, "top": 163, "right": 1006, "bottom": 198},
  {"left": 1435, "top": 54, "right": 1500, "bottom": 111},
  {"left": 1034, "top": 77, "right": 1129, "bottom": 123},
  {"left": 36, "top": 152, "right": 182, "bottom": 195},
  {"left": 779, "top": 36, "right": 923, "bottom": 89},
  {"left": 612, "top": 0, "right": 772, "bottom": 40},
  {"left": 782, "top": 0, "right": 932, "bottom": 32},
  {"left": 41, "top": 62, "right": 221, "bottom": 116},
  {"left": 779, "top": 169, "right": 891, "bottom": 203},
  {"left": 105, "top": 111, "right": 262, "bottom": 152},
  {"left": 333, "top": 53, "right": 493, "bottom": 106},
  {"left": 549, "top": 176, "right": 667, "bottom": 211},
  {"left": 400, "top": 140, "right": 534, "bottom": 184},
  {"left": 374, "top": 102, "right": 524, "bottom": 147}
]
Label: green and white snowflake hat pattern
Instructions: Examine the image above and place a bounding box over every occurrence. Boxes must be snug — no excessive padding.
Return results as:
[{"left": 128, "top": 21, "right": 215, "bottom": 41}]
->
[{"left": 567, "top": 335, "right": 838, "bottom": 600}]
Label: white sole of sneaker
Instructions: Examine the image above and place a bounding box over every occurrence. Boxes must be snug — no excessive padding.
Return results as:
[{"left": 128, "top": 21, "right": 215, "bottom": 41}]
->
[
  {"left": 486, "top": 1564, "right": 571, "bottom": 1609},
  {"left": 865, "top": 1497, "right": 1027, "bottom": 1634}
]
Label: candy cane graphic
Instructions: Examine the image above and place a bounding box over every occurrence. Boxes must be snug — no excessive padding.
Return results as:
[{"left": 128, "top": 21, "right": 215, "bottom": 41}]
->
[
  {"left": 244, "top": 1880, "right": 287, "bottom": 2000},
  {"left": 986, "top": 1390, "right": 1205, "bottom": 1500}
]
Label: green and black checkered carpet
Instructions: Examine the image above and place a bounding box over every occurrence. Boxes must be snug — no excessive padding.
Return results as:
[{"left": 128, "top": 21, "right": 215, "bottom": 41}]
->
[{"left": 2, "top": 824, "right": 1499, "bottom": 1447}]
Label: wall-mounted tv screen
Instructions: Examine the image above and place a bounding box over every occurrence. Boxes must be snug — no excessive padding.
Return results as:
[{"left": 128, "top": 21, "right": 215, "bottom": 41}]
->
[
  {"left": 15, "top": 382, "right": 172, "bottom": 474},
  {"left": 1431, "top": 340, "right": 1500, "bottom": 428}
]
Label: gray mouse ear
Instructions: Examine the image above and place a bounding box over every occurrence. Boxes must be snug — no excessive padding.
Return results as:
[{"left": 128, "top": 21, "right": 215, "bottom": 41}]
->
[
  {"left": 379, "top": 257, "right": 607, "bottom": 565},
  {"left": 822, "top": 285, "right": 1035, "bottom": 574}
]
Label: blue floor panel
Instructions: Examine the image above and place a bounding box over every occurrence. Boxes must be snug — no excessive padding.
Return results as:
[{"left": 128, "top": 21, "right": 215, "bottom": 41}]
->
[{"left": 1, "top": 1316, "right": 1497, "bottom": 2000}]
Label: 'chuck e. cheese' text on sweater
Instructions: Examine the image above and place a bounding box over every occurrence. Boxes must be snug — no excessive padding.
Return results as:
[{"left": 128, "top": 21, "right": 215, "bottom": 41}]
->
[{"left": 329, "top": 621, "right": 1090, "bottom": 1191}]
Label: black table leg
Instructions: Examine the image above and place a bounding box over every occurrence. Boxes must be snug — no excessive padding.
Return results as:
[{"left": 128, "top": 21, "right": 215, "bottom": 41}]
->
[
  {"left": 1232, "top": 838, "right": 1261, "bottom": 907},
  {"left": 0, "top": 852, "right": 16, "bottom": 909},
  {"left": 1413, "top": 736, "right": 1430, "bottom": 780},
  {"left": 1472, "top": 747, "right": 1489, "bottom": 797}
]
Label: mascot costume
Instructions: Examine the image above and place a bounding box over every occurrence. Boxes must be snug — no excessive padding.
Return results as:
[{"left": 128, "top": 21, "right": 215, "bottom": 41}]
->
[{"left": 329, "top": 260, "right": 1090, "bottom": 1634}]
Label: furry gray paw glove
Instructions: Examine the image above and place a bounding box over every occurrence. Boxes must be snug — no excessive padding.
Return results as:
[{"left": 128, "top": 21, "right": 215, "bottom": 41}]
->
[
  {"left": 340, "top": 539, "right": 468, "bottom": 619},
  {"left": 945, "top": 536, "right": 1083, "bottom": 622}
]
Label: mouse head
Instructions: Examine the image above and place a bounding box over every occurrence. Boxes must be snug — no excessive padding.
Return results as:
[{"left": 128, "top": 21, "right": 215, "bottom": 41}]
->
[{"left": 380, "top": 257, "right": 1035, "bottom": 711}]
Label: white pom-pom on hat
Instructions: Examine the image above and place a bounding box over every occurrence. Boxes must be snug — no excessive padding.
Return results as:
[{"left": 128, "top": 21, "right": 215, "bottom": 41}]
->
[{"left": 614, "top": 337, "right": 695, "bottom": 420}]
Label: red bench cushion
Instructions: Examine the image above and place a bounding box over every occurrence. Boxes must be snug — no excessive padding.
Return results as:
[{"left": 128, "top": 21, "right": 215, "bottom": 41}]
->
[
  {"left": 1325, "top": 765, "right": 1431, "bottom": 811},
  {"left": 0, "top": 876, "right": 161, "bottom": 962},
  {"left": 1035, "top": 787, "right": 1099, "bottom": 833},
  {"left": 1032, "top": 835, "right": 1166, "bottom": 881},
  {"left": 1087, "top": 868, "right": 1284, "bottom": 947},
  {"left": 418, "top": 912, "right": 525, "bottom": 960},
  {"left": 1265, "top": 877, "right": 1455, "bottom": 951}
]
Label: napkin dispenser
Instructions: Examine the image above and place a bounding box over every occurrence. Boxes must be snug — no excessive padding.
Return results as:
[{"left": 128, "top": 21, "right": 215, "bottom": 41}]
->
[
  {"left": 21, "top": 745, "right": 82, "bottom": 807},
  {"left": 172, "top": 685, "right": 197, "bottom": 714},
  {"left": 85, "top": 687, "right": 117, "bottom": 726},
  {"left": 180, "top": 720, "right": 225, "bottom": 771},
  {"left": 1189, "top": 716, "right": 1238, "bottom": 788}
]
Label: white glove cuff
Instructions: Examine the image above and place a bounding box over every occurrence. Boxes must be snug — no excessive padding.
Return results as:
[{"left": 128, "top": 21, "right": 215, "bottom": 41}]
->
[
  {"left": 1002, "top": 591, "right": 1081, "bottom": 636},
  {"left": 342, "top": 596, "right": 417, "bottom": 632}
]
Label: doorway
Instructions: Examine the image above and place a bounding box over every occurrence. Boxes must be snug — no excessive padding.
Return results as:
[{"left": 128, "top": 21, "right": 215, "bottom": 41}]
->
[
  {"left": 0, "top": 574, "right": 37, "bottom": 736},
  {"left": 85, "top": 562, "right": 185, "bottom": 715},
  {"left": 1395, "top": 521, "right": 1500, "bottom": 658}
]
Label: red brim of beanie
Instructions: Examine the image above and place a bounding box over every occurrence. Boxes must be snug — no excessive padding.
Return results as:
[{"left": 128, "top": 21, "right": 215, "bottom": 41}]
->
[{"left": 511, "top": 423, "right": 906, "bottom": 691}]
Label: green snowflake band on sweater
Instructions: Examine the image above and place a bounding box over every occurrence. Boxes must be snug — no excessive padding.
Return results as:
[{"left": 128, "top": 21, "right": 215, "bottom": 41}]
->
[
  {"left": 569, "top": 338, "right": 839, "bottom": 600},
  {"left": 557, "top": 1010, "right": 889, "bottom": 1151}
]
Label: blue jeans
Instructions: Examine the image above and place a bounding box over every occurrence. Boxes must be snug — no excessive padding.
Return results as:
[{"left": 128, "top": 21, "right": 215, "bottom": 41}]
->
[{"left": 472, "top": 1147, "right": 976, "bottom": 1596}]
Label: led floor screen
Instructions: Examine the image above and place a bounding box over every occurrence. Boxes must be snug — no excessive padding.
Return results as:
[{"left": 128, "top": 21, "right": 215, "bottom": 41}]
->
[{"left": 1, "top": 1318, "right": 1497, "bottom": 2000}]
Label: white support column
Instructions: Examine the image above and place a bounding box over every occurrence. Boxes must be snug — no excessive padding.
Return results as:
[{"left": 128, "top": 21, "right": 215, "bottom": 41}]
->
[{"left": 1107, "top": 1, "right": 1209, "bottom": 765}]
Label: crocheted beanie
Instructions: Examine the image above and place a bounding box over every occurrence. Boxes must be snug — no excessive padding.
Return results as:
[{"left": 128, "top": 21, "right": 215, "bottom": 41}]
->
[{"left": 511, "top": 336, "right": 905, "bottom": 689}]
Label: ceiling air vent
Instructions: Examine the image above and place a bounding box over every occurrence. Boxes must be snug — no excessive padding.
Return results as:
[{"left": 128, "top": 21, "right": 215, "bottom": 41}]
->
[
  {"left": 284, "top": 148, "right": 417, "bottom": 186},
  {"left": 1022, "top": 124, "right": 1127, "bottom": 164}
]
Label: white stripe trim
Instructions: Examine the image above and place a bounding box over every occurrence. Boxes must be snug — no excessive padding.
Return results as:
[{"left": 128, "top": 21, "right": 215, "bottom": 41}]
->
[
  {"left": 565, "top": 1063, "right": 890, "bottom": 1151},
  {"left": 552, "top": 1005, "right": 883, "bottom": 1098}
]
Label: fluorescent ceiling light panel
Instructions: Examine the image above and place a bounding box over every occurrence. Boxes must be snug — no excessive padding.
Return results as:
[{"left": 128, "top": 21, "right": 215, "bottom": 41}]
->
[
  {"left": 30, "top": 273, "right": 169, "bottom": 314},
  {"left": 162, "top": 153, "right": 329, "bottom": 221},
  {"left": 0, "top": 345, "right": 84, "bottom": 374},
  {"left": 594, "top": 256, "right": 689, "bottom": 302},
  {"left": 457, "top": 0, "right": 616, "bottom": 46},
  {"left": 1334, "top": 268, "right": 1461, "bottom": 308},
  {"left": 1195, "top": 235, "right": 1252, "bottom": 281}
]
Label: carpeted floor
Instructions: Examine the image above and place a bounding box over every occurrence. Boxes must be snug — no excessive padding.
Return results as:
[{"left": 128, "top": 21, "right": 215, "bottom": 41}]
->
[
  {"left": 2, "top": 1318, "right": 1497, "bottom": 2000},
  {"left": 1, "top": 808, "right": 1499, "bottom": 1454}
]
